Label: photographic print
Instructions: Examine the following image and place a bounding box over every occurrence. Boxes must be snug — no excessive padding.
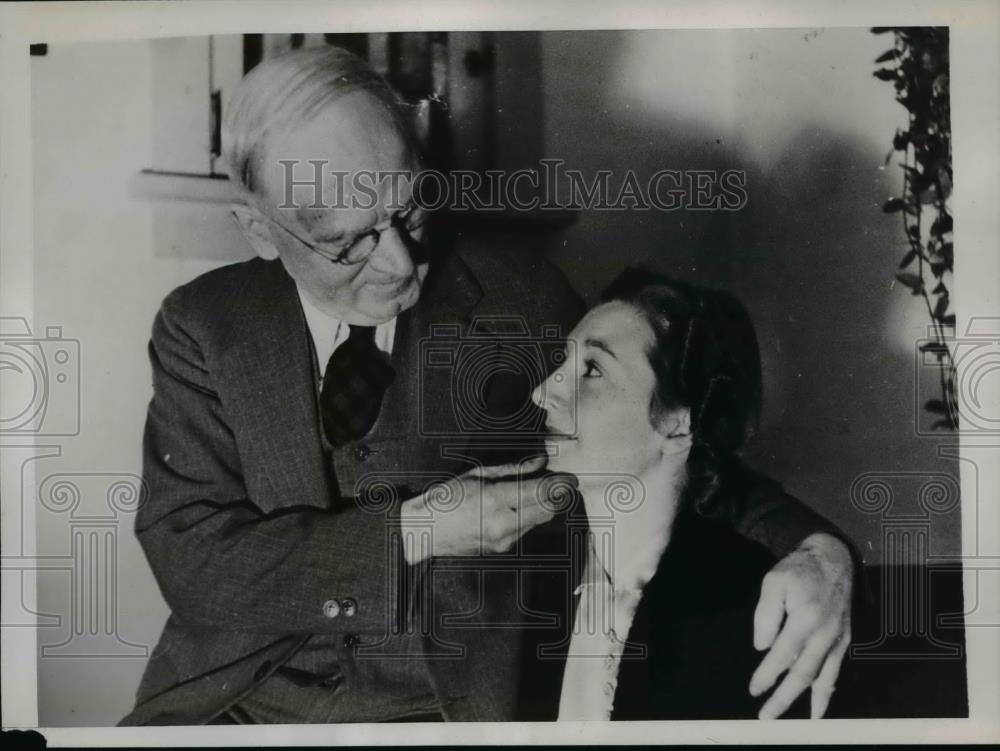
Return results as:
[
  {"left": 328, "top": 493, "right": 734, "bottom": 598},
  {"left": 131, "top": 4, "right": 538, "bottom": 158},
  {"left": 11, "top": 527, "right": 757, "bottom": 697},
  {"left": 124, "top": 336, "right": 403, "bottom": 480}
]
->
[{"left": 1, "top": 1, "right": 997, "bottom": 746}]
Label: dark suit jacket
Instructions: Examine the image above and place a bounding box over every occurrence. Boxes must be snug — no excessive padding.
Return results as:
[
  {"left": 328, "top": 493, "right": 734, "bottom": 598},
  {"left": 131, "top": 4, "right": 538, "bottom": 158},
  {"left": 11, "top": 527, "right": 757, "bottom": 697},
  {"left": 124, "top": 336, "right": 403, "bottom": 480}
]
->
[
  {"left": 121, "top": 249, "right": 583, "bottom": 725},
  {"left": 518, "top": 505, "right": 811, "bottom": 720},
  {"left": 122, "top": 248, "right": 844, "bottom": 725}
]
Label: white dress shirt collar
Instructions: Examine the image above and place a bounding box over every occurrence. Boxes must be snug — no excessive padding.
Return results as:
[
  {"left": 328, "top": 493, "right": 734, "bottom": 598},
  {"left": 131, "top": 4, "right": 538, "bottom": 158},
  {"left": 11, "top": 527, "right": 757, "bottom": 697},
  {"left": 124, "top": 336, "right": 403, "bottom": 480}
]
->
[{"left": 296, "top": 287, "right": 397, "bottom": 370}]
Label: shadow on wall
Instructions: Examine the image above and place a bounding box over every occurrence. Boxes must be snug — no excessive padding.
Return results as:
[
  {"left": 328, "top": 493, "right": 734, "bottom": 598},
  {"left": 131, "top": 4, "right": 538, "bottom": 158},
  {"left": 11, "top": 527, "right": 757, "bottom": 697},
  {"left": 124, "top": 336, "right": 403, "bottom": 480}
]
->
[{"left": 538, "top": 28, "right": 961, "bottom": 565}]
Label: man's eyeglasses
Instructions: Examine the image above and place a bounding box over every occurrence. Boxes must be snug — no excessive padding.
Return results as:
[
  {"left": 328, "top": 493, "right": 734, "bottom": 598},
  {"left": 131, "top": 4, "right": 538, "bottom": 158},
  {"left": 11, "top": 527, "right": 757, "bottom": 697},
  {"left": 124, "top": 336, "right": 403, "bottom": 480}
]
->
[{"left": 256, "top": 204, "right": 428, "bottom": 266}]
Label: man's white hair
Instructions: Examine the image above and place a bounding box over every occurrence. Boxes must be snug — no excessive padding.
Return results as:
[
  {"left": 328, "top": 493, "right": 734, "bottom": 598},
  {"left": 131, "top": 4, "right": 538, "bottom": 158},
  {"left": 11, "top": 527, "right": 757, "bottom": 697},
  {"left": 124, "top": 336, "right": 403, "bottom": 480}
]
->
[{"left": 222, "top": 46, "right": 414, "bottom": 196}]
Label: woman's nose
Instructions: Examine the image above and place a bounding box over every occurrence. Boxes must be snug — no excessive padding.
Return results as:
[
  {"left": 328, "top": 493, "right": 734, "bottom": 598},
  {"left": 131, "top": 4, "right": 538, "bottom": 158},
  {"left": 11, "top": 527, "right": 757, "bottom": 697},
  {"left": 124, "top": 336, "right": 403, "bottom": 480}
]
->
[
  {"left": 530, "top": 380, "right": 547, "bottom": 410},
  {"left": 532, "top": 364, "right": 567, "bottom": 412}
]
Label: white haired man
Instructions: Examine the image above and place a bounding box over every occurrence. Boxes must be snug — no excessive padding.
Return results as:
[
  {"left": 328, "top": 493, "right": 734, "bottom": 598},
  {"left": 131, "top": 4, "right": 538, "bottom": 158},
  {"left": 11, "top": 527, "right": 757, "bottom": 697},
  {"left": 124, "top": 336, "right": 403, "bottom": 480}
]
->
[{"left": 122, "top": 46, "right": 854, "bottom": 725}]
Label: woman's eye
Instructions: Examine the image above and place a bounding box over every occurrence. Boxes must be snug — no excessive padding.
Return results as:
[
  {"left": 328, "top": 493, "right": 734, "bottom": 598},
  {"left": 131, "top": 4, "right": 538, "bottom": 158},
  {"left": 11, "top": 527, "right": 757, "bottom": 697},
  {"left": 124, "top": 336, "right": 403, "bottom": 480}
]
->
[{"left": 582, "top": 360, "right": 602, "bottom": 378}]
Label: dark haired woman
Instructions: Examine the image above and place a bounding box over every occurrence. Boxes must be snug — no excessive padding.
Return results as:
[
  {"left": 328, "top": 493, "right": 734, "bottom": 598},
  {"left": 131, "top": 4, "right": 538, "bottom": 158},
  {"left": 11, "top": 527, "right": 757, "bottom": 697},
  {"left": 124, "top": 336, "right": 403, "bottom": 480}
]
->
[{"left": 518, "top": 270, "right": 850, "bottom": 720}]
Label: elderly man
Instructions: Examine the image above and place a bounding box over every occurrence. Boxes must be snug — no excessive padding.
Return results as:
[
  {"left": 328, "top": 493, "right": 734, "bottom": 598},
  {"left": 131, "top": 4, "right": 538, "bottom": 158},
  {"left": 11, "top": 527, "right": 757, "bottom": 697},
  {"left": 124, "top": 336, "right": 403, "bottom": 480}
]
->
[{"left": 122, "top": 46, "right": 854, "bottom": 725}]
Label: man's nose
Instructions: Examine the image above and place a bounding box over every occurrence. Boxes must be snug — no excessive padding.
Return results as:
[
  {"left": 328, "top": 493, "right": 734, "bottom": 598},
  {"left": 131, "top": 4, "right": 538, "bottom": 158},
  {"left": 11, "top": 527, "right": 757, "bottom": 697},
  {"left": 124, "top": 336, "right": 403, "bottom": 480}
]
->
[{"left": 369, "top": 226, "right": 416, "bottom": 276}]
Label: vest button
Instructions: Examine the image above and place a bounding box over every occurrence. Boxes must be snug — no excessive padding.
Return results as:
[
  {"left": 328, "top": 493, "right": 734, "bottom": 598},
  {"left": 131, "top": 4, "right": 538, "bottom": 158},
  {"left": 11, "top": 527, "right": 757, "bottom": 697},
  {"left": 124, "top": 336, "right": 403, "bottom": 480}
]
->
[
  {"left": 353, "top": 444, "right": 371, "bottom": 461},
  {"left": 343, "top": 633, "right": 360, "bottom": 650},
  {"left": 341, "top": 598, "right": 358, "bottom": 617},
  {"left": 322, "top": 599, "right": 341, "bottom": 618}
]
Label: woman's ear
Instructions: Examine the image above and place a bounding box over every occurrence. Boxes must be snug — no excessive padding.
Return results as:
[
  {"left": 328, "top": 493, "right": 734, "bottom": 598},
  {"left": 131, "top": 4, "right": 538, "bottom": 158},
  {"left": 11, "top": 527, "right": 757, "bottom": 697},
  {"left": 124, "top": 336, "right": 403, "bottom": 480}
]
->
[
  {"left": 660, "top": 408, "right": 693, "bottom": 456},
  {"left": 231, "top": 203, "right": 279, "bottom": 260}
]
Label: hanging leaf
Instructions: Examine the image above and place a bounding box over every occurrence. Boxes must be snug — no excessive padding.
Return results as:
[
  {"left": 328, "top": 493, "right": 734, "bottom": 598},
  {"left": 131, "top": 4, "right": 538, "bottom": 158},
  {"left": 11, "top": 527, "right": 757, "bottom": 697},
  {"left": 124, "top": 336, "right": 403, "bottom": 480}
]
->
[
  {"left": 913, "top": 171, "right": 935, "bottom": 196},
  {"left": 931, "top": 213, "right": 953, "bottom": 235},
  {"left": 934, "top": 294, "right": 950, "bottom": 319},
  {"left": 939, "top": 242, "right": 954, "bottom": 267},
  {"left": 875, "top": 27, "right": 956, "bottom": 429},
  {"left": 899, "top": 249, "right": 918, "bottom": 268},
  {"left": 895, "top": 271, "right": 923, "bottom": 293},
  {"left": 919, "top": 340, "right": 948, "bottom": 355},
  {"left": 925, "top": 399, "right": 948, "bottom": 414}
]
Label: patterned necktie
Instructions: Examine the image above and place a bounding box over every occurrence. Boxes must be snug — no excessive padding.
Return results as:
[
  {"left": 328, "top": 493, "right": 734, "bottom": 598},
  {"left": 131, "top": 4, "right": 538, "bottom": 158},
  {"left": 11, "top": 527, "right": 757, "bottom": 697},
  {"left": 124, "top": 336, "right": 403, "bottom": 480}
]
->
[{"left": 319, "top": 325, "right": 396, "bottom": 447}]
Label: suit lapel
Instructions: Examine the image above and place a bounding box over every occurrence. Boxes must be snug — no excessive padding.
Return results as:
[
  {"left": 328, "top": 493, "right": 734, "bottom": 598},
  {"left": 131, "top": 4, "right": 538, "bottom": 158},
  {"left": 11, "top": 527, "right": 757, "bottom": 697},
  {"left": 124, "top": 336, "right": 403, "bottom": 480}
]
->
[
  {"left": 366, "top": 252, "right": 484, "bottom": 445},
  {"left": 219, "top": 260, "right": 332, "bottom": 514},
  {"left": 420, "top": 250, "right": 485, "bottom": 327},
  {"left": 219, "top": 255, "right": 485, "bottom": 514}
]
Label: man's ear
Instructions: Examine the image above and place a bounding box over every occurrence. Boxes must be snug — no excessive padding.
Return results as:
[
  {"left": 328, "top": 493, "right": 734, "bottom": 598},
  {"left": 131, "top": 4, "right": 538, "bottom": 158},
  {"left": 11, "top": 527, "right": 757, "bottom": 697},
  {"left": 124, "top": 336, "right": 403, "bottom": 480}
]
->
[
  {"left": 230, "top": 202, "right": 279, "bottom": 260},
  {"left": 659, "top": 408, "right": 693, "bottom": 456}
]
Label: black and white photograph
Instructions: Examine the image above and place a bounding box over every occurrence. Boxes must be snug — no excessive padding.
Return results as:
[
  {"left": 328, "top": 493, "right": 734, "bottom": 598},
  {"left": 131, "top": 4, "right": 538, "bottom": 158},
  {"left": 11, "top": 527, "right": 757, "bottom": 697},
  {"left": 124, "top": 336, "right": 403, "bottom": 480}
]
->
[{"left": 1, "top": 0, "right": 998, "bottom": 746}]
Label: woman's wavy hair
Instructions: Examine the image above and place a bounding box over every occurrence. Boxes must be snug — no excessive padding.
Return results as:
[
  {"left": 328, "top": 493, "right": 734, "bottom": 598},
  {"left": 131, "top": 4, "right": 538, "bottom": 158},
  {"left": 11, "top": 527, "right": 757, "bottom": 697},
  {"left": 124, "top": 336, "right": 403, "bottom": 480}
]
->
[{"left": 601, "top": 268, "right": 763, "bottom": 520}]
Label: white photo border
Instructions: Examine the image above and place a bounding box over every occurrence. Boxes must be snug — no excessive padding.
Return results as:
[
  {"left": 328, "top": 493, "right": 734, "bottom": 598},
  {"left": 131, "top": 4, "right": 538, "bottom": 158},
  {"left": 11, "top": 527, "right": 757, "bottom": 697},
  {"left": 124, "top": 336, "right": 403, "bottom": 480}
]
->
[{"left": 1, "top": 0, "right": 997, "bottom": 745}]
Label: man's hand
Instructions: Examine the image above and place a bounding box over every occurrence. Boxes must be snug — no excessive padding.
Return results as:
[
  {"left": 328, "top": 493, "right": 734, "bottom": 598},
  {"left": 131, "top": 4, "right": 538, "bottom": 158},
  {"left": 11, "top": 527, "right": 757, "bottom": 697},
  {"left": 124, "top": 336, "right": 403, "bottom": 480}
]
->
[
  {"left": 399, "top": 456, "right": 576, "bottom": 563},
  {"left": 750, "top": 532, "right": 854, "bottom": 719}
]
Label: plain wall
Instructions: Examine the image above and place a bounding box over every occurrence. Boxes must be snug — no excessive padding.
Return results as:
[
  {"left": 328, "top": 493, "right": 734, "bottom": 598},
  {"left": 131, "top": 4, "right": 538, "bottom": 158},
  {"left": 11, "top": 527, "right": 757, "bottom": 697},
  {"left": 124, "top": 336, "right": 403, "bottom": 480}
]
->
[
  {"left": 30, "top": 38, "right": 248, "bottom": 726},
  {"left": 539, "top": 28, "right": 960, "bottom": 563},
  {"left": 28, "top": 29, "right": 960, "bottom": 726}
]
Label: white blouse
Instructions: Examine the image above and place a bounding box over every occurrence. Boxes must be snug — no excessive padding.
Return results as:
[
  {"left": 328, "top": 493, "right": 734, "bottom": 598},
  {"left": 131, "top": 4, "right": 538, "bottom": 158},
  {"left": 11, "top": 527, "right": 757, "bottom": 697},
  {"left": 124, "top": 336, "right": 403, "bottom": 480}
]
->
[{"left": 557, "top": 524, "right": 671, "bottom": 720}]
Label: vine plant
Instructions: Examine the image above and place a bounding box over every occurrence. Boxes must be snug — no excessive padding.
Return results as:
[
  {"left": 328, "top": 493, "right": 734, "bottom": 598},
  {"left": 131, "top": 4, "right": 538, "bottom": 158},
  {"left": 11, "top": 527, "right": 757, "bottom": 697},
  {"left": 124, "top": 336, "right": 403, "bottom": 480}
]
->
[{"left": 873, "top": 26, "right": 957, "bottom": 430}]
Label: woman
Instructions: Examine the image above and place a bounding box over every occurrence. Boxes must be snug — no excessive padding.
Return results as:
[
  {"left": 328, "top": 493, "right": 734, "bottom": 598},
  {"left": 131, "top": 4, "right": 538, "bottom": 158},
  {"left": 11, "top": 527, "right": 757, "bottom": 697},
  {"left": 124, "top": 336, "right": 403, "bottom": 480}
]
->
[{"left": 517, "top": 268, "right": 812, "bottom": 720}]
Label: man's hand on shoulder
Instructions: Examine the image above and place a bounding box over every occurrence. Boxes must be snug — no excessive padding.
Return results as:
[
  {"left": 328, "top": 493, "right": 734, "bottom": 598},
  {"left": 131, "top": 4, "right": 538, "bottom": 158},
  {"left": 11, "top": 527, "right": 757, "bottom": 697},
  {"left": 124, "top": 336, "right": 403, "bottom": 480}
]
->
[
  {"left": 399, "top": 456, "right": 576, "bottom": 563},
  {"left": 750, "top": 532, "right": 854, "bottom": 719}
]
